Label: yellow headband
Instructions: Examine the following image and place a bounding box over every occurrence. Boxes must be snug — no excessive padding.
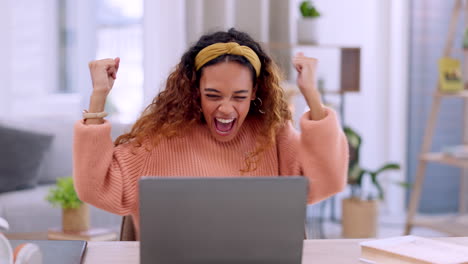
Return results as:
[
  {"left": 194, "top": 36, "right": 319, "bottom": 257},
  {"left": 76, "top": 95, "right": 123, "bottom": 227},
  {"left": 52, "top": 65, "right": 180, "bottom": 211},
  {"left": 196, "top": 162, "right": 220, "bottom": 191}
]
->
[{"left": 195, "top": 42, "right": 261, "bottom": 77}]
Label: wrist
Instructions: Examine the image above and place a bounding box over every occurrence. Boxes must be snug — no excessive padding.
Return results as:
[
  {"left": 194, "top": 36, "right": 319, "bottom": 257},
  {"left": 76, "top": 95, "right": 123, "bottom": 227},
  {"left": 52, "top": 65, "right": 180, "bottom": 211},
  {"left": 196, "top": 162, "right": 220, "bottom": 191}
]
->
[
  {"left": 83, "top": 109, "right": 107, "bottom": 125},
  {"left": 91, "top": 90, "right": 109, "bottom": 99},
  {"left": 89, "top": 93, "right": 108, "bottom": 112},
  {"left": 303, "top": 89, "right": 321, "bottom": 106},
  {"left": 304, "top": 91, "right": 325, "bottom": 120}
]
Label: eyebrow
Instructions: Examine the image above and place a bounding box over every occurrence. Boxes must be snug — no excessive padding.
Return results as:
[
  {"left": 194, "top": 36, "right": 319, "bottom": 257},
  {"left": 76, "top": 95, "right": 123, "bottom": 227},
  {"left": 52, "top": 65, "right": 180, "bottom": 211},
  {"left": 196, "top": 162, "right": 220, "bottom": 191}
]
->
[
  {"left": 234, "top": 90, "right": 249, "bottom": 94},
  {"left": 204, "top": 88, "right": 220, "bottom": 93},
  {"left": 203, "top": 88, "right": 249, "bottom": 94}
]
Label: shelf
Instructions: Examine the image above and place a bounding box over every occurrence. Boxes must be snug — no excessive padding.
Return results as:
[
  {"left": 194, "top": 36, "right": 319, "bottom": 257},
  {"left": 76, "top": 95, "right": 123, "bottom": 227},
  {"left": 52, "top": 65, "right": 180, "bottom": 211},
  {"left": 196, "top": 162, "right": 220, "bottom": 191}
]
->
[
  {"left": 420, "top": 153, "right": 468, "bottom": 168},
  {"left": 411, "top": 214, "right": 468, "bottom": 236},
  {"left": 406, "top": 0, "right": 468, "bottom": 238},
  {"left": 434, "top": 90, "right": 468, "bottom": 98},
  {"left": 322, "top": 90, "right": 346, "bottom": 95},
  {"left": 264, "top": 43, "right": 361, "bottom": 93},
  {"left": 261, "top": 42, "right": 360, "bottom": 50}
]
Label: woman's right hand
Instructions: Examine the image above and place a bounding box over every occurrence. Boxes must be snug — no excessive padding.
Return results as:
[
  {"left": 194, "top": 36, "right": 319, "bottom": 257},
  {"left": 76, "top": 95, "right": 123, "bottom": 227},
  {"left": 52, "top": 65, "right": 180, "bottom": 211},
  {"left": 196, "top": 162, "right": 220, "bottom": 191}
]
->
[
  {"left": 85, "top": 57, "right": 120, "bottom": 124},
  {"left": 88, "top": 57, "right": 120, "bottom": 96}
]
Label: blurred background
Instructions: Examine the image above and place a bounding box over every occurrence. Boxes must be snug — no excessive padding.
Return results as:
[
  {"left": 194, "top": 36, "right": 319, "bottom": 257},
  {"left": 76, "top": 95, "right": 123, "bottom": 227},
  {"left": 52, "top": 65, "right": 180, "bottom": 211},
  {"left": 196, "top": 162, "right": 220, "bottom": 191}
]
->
[{"left": 2, "top": 0, "right": 467, "bottom": 240}]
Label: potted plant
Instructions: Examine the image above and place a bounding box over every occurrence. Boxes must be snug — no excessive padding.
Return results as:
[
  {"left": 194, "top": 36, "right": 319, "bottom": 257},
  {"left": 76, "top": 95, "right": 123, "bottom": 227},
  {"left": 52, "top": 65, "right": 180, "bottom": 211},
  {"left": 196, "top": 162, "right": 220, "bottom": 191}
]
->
[
  {"left": 298, "top": 0, "right": 321, "bottom": 44},
  {"left": 46, "top": 177, "right": 89, "bottom": 232},
  {"left": 341, "top": 127, "right": 400, "bottom": 238}
]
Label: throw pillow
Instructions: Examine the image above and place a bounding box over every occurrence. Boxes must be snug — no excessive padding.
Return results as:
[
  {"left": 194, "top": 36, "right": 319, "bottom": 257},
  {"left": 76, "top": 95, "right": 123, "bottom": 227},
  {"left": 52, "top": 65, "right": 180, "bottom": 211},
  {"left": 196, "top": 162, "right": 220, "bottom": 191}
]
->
[{"left": 0, "top": 124, "right": 54, "bottom": 193}]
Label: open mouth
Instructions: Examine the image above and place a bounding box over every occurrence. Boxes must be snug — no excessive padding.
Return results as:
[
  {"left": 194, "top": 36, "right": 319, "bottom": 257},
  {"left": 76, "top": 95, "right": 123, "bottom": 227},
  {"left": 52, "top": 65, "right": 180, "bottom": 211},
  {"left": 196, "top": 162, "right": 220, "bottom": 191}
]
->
[{"left": 214, "top": 117, "right": 236, "bottom": 135}]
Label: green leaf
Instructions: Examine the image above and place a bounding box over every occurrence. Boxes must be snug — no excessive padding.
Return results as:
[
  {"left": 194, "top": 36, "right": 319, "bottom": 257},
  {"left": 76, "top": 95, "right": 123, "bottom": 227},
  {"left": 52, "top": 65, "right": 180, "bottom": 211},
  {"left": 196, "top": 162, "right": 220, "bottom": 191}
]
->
[
  {"left": 370, "top": 172, "right": 384, "bottom": 200},
  {"left": 394, "top": 181, "right": 413, "bottom": 189},
  {"left": 45, "top": 177, "right": 83, "bottom": 209},
  {"left": 299, "top": 1, "right": 321, "bottom": 18},
  {"left": 358, "top": 169, "right": 369, "bottom": 186},
  {"left": 375, "top": 163, "right": 400, "bottom": 175},
  {"left": 311, "top": 8, "right": 321, "bottom": 17},
  {"left": 344, "top": 126, "right": 362, "bottom": 148},
  {"left": 359, "top": 163, "right": 400, "bottom": 200},
  {"left": 348, "top": 165, "right": 365, "bottom": 185}
]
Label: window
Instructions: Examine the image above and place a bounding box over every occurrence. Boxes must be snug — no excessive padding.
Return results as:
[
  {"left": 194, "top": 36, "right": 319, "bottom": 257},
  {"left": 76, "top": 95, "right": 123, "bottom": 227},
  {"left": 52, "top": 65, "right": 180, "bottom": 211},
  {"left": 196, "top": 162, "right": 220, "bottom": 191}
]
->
[{"left": 96, "top": 0, "right": 144, "bottom": 123}]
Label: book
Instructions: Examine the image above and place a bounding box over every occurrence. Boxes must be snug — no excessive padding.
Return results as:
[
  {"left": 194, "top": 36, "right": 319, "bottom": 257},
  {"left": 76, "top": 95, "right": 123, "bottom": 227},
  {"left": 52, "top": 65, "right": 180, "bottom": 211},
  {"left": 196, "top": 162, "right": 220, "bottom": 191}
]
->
[
  {"left": 360, "top": 235, "right": 468, "bottom": 264},
  {"left": 47, "top": 227, "right": 117, "bottom": 241},
  {"left": 438, "top": 57, "right": 463, "bottom": 92},
  {"left": 443, "top": 145, "right": 468, "bottom": 159}
]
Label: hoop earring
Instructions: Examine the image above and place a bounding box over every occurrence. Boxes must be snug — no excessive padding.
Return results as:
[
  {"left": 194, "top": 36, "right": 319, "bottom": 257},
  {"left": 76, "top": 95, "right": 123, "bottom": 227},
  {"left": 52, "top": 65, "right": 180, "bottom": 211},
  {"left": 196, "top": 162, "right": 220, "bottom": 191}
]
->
[{"left": 252, "top": 97, "right": 265, "bottom": 114}]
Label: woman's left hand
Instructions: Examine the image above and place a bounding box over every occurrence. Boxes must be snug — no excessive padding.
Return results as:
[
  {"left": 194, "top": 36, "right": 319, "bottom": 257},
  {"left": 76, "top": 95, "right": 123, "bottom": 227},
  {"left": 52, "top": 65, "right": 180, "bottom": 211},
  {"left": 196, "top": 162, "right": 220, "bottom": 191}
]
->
[{"left": 292, "top": 52, "right": 326, "bottom": 120}]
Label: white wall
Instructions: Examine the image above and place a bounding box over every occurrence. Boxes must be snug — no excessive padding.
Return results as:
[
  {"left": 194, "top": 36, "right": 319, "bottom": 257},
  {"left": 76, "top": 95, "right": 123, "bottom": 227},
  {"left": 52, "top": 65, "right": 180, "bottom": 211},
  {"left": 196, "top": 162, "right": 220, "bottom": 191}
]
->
[
  {"left": 385, "top": 0, "right": 409, "bottom": 216},
  {"left": 0, "top": 0, "right": 12, "bottom": 118},
  {"left": 143, "top": 0, "right": 187, "bottom": 106},
  {"left": 73, "top": 0, "right": 98, "bottom": 112},
  {"left": 269, "top": 0, "right": 293, "bottom": 78},
  {"left": 186, "top": 0, "right": 272, "bottom": 44},
  {"left": 203, "top": 0, "right": 235, "bottom": 32},
  {"left": 235, "top": 0, "right": 270, "bottom": 42},
  {"left": 10, "top": 0, "right": 58, "bottom": 97},
  {"left": 186, "top": 0, "right": 204, "bottom": 45}
]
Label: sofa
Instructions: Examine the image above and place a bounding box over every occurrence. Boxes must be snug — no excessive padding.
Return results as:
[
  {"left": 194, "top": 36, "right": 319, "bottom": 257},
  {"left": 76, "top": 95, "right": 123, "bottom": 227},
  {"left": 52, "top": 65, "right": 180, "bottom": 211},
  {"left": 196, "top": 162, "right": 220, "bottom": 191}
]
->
[{"left": 0, "top": 114, "right": 129, "bottom": 233}]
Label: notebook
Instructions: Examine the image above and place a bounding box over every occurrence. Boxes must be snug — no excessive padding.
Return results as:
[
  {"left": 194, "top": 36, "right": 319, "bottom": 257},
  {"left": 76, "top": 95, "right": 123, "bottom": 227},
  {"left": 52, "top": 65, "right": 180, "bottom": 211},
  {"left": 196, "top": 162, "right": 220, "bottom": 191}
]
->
[
  {"left": 360, "top": 235, "right": 468, "bottom": 264},
  {"left": 10, "top": 240, "right": 87, "bottom": 264}
]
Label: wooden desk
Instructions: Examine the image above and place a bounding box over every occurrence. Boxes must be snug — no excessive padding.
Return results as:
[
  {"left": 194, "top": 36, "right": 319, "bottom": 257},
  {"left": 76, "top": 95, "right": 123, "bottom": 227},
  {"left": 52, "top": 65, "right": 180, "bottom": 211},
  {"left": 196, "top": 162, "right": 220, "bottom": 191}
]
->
[
  {"left": 4, "top": 232, "right": 48, "bottom": 240},
  {"left": 83, "top": 237, "right": 468, "bottom": 263}
]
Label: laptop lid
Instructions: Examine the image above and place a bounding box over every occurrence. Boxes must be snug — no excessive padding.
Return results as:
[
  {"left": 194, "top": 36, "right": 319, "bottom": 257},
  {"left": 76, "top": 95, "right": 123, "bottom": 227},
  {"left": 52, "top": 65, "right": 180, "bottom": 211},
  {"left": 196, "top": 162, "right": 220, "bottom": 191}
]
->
[{"left": 139, "top": 177, "right": 308, "bottom": 264}]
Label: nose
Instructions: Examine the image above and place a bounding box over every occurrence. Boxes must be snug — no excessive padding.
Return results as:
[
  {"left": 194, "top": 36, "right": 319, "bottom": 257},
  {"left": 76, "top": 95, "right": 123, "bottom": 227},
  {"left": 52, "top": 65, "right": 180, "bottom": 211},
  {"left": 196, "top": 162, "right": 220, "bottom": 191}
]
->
[{"left": 217, "top": 100, "right": 235, "bottom": 115}]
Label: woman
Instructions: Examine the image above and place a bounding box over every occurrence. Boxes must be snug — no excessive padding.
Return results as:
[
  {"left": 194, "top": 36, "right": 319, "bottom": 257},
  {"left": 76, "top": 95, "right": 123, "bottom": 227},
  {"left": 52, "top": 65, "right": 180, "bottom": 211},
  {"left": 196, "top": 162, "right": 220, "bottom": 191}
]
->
[{"left": 73, "top": 28, "right": 348, "bottom": 239}]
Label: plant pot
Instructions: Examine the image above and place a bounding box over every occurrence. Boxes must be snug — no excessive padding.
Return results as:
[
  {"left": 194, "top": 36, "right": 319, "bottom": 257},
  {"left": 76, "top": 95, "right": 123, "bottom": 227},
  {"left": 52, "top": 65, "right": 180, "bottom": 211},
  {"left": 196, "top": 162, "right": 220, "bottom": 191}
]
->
[
  {"left": 62, "top": 203, "right": 89, "bottom": 232},
  {"left": 341, "top": 198, "right": 378, "bottom": 238},
  {"left": 297, "top": 18, "right": 319, "bottom": 44}
]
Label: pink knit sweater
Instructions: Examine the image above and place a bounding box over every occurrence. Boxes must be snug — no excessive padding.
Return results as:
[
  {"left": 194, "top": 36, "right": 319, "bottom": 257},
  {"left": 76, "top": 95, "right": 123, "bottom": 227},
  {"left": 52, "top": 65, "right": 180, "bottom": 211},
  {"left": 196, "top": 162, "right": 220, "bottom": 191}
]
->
[{"left": 73, "top": 108, "right": 348, "bottom": 238}]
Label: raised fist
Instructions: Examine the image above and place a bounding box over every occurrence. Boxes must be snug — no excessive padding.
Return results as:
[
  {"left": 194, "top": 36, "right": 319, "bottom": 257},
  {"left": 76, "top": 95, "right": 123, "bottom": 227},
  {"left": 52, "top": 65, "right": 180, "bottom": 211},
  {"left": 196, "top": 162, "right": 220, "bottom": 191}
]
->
[{"left": 88, "top": 57, "right": 120, "bottom": 95}]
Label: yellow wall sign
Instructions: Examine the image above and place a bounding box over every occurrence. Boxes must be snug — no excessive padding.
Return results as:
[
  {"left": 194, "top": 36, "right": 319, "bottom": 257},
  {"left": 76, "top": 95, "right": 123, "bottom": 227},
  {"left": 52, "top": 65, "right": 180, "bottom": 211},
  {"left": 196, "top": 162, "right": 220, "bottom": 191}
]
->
[{"left": 438, "top": 57, "right": 463, "bottom": 92}]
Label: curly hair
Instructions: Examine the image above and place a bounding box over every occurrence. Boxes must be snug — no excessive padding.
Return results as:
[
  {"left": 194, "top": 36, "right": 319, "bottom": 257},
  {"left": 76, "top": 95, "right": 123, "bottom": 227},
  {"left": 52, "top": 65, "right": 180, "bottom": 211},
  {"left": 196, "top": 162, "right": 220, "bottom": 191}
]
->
[{"left": 115, "top": 28, "right": 292, "bottom": 172}]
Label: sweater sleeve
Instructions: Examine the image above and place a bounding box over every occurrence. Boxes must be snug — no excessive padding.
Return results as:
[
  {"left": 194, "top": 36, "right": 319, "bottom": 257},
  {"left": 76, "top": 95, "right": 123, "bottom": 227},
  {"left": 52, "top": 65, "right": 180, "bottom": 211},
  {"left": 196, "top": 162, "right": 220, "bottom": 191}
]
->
[
  {"left": 73, "top": 120, "right": 149, "bottom": 215},
  {"left": 277, "top": 107, "right": 348, "bottom": 204}
]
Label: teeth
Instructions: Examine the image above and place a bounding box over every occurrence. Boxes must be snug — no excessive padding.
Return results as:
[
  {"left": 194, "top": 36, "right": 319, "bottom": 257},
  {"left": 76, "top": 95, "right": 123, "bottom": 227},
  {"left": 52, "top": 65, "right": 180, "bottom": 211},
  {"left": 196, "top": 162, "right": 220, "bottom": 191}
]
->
[{"left": 216, "top": 118, "right": 234, "bottom": 123}]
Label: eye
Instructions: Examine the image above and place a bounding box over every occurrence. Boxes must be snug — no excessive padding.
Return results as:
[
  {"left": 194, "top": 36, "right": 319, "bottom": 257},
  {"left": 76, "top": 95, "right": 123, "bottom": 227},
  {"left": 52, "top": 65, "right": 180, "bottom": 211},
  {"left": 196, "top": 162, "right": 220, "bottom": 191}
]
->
[
  {"left": 205, "top": 94, "right": 221, "bottom": 99},
  {"left": 233, "top": 96, "right": 247, "bottom": 100}
]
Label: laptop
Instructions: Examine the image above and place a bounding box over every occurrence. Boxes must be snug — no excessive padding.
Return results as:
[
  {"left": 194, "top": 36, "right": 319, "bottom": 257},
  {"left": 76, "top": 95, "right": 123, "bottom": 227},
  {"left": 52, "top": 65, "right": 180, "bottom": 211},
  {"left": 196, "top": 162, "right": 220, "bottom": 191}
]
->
[{"left": 139, "top": 177, "right": 308, "bottom": 264}]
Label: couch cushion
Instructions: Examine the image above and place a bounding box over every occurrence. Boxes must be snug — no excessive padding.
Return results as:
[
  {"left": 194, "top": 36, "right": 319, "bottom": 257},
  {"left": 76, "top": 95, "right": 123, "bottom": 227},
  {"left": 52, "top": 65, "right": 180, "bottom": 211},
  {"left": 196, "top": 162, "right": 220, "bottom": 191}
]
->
[
  {"left": 2, "top": 116, "right": 131, "bottom": 184},
  {"left": 0, "top": 124, "right": 54, "bottom": 193},
  {"left": 0, "top": 184, "right": 61, "bottom": 232},
  {"left": 1, "top": 117, "right": 76, "bottom": 184},
  {"left": 35, "top": 118, "right": 75, "bottom": 184},
  {"left": 0, "top": 184, "right": 122, "bottom": 233}
]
